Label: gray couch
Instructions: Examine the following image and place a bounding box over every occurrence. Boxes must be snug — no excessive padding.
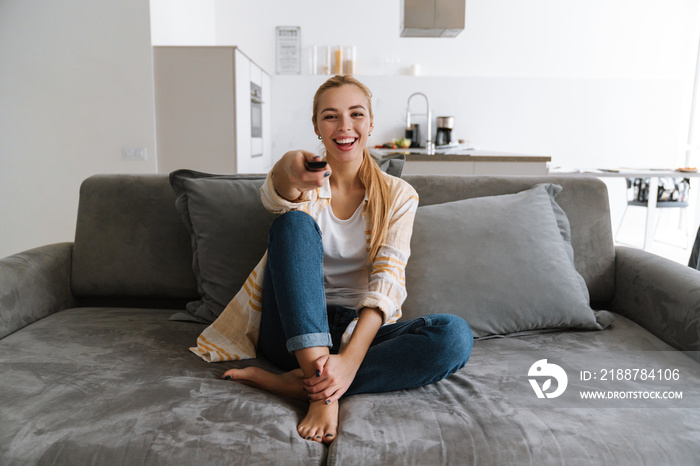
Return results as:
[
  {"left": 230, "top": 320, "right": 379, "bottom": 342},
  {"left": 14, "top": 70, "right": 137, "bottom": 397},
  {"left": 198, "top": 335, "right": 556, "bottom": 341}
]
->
[{"left": 1, "top": 173, "right": 699, "bottom": 465}]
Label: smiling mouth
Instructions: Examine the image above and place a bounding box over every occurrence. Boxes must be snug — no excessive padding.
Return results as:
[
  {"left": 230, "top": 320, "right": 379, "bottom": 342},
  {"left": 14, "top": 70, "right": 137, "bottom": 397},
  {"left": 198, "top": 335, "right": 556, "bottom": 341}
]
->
[{"left": 334, "top": 137, "right": 358, "bottom": 148}]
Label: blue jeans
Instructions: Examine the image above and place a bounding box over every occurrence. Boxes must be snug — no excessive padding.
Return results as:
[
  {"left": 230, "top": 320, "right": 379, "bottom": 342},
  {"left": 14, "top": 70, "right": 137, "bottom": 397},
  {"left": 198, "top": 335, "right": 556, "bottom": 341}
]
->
[{"left": 257, "top": 211, "right": 473, "bottom": 396}]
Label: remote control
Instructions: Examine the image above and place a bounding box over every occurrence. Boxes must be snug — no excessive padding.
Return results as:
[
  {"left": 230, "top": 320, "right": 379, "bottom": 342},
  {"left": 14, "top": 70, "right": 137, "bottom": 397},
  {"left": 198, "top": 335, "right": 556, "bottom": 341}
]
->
[{"left": 305, "top": 160, "right": 328, "bottom": 171}]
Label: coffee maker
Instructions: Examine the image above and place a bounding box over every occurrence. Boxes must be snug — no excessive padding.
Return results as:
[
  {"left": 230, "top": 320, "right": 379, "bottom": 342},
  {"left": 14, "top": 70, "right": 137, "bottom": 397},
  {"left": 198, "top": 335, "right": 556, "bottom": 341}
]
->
[{"left": 436, "top": 116, "right": 454, "bottom": 146}]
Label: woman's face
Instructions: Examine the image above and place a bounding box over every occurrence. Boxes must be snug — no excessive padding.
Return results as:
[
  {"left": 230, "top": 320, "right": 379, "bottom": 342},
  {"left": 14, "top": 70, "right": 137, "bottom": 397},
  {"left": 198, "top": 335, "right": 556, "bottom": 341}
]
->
[{"left": 315, "top": 84, "right": 374, "bottom": 164}]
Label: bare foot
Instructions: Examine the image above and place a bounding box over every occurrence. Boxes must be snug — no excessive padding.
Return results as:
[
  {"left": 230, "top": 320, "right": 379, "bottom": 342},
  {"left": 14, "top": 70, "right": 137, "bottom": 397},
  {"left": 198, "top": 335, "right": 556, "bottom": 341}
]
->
[
  {"left": 298, "top": 400, "right": 339, "bottom": 444},
  {"left": 222, "top": 366, "right": 306, "bottom": 401}
]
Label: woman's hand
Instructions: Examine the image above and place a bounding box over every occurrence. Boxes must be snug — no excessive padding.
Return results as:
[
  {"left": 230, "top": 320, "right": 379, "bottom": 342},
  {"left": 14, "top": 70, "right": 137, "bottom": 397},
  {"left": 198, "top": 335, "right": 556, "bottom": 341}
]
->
[
  {"left": 272, "top": 150, "right": 331, "bottom": 202},
  {"left": 303, "top": 353, "right": 361, "bottom": 404},
  {"left": 303, "top": 308, "right": 383, "bottom": 403}
]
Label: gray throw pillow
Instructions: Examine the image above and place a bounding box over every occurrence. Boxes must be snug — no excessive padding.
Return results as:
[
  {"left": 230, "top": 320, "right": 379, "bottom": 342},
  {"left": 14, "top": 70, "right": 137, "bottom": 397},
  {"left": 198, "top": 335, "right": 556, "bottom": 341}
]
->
[
  {"left": 402, "top": 183, "right": 614, "bottom": 338},
  {"left": 377, "top": 154, "right": 405, "bottom": 177},
  {"left": 169, "top": 170, "right": 276, "bottom": 323}
]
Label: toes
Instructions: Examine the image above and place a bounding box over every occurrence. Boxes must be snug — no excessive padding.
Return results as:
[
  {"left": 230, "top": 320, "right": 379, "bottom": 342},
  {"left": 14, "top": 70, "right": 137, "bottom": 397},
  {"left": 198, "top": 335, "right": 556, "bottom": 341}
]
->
[
  {"left": 222, "top": 367, "right": 251, "bottom": 380},
  {"left": 298, "top": 423, "right": 313, "bottom": 439},
  {"left": 299, "top": 428, "right": 323, "bottom": 443},
  {"left": 300, "top": 425, "right": 336, "bottom": 444},
  {"left": 298, "top": 423, "right": 327, "bottom": 443}
]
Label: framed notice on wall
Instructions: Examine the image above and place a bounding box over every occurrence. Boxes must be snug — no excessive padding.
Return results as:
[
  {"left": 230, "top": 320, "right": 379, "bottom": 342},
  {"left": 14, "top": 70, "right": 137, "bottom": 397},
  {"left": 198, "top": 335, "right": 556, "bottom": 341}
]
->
[{"left": 276, "top": 26, "right": 301, "bottom": 74}]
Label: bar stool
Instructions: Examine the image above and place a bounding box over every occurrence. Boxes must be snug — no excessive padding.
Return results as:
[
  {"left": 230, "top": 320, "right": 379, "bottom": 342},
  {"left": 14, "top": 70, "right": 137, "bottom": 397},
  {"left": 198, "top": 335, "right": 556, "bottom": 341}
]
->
[{"left": 615, "top": 177, "right": 691, "bottom": 248}]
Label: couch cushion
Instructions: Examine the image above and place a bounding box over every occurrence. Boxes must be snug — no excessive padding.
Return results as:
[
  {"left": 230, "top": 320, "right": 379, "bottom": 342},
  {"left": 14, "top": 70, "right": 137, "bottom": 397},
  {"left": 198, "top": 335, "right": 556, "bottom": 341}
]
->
[
  {"left": 402, "top": 183, "right": 614, "bottom": 338},
  {"left": 403, "top": 175, "right": 615, "bottom": 303},
  {"left": 3, "top": 308, "right": 694, "bottom": 464},
  {"left": 327, "top": 314, "right": 700, "bottom": 465},
  {"left": 0, "top": 307, "right": 327, "bottom": 465},
  {"left": 169, "top": 170, "right": 275, "bottom": 323},
  {"left": 72, "top": 175, "right": 197, "bottom": 299}
]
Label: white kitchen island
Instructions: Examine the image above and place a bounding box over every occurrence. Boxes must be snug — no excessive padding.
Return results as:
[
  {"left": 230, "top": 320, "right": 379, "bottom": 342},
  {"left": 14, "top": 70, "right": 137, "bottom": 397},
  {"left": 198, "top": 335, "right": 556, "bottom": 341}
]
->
[{"left": 373, "top": 149, "right": 551, "bottom": 176}]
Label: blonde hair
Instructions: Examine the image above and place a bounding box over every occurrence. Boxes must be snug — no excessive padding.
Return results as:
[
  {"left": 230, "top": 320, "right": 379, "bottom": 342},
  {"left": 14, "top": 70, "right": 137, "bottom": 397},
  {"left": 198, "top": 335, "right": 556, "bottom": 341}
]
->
[{"left": 312, "top": 75, "right": 391, "bottom": 263}]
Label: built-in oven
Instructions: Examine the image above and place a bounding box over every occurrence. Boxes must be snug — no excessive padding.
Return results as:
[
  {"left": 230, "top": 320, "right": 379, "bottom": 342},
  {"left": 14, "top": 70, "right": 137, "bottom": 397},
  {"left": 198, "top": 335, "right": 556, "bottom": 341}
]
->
[{"left": 250, "top": 82, "right": 263, "bottom": 157}]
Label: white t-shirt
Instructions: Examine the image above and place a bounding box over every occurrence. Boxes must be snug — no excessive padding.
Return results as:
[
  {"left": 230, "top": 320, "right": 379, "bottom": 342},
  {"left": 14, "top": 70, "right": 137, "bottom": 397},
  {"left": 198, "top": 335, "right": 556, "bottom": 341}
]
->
[{"left": 315, "top": 203, "right": 369, "bottom": 308}]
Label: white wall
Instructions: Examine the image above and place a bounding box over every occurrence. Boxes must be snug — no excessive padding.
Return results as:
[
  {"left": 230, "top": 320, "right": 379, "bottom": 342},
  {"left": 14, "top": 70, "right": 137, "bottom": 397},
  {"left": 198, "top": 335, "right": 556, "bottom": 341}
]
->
[
  {"left": 0, "top": 0, "right": 157, "bottom": 258},
  {"left": 150, "top": 0, "right": 216, "bottom": 46}
]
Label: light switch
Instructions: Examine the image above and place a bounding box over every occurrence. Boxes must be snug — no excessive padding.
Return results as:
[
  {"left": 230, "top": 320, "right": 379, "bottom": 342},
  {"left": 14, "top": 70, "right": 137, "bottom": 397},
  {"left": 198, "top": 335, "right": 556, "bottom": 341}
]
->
[{"left": 122, "top": 147, "right": 147, "bottom": 161}]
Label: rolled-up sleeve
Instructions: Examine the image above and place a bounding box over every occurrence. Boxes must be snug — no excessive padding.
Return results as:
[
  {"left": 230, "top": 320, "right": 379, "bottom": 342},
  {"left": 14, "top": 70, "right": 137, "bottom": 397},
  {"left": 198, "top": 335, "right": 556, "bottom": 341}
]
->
[
  {"left": 260, "top": 171, "right": 314, "bottom": 213},
  {"left": 357, "top": 182, "right": 419, "bottom": 324}
]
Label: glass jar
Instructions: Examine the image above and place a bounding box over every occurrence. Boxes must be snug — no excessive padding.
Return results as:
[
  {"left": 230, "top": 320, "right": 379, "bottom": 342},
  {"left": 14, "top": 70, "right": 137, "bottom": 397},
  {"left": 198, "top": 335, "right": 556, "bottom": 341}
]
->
[
  {"left": 333, "top": 46, "right": 343, "bottom": 75},
  {"left": 344, "top": 46, "right": 356, "bottom": 74},
  {"left": 321, "top": 46, "right": 331, "bottom": 75}
]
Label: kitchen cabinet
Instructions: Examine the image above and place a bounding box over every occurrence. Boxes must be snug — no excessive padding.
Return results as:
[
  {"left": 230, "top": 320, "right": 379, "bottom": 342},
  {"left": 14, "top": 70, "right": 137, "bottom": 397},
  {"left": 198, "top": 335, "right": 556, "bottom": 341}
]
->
[{"left": 154, "top": 46, "right": 271, "bottom": 174}]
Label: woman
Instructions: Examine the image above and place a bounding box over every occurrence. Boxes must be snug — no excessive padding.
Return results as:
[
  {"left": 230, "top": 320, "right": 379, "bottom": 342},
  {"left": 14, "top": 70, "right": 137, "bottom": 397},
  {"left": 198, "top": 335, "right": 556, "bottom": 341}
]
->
[{"left": 203, "top": 75, "right": 472, "bottom": 444}]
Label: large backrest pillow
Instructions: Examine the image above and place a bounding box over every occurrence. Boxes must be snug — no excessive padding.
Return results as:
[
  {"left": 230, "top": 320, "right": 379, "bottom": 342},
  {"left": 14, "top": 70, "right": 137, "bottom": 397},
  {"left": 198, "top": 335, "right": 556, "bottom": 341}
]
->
[
  {"left": 402, "top": 183, "right": 614, "bottom": 338},
  {"left": 170, "top": 170, "right": 274, "bottom": 323}
]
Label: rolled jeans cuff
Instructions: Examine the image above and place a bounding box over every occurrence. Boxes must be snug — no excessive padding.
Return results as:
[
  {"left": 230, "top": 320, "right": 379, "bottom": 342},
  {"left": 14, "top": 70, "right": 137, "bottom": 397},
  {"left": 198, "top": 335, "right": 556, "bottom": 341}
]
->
[{"left": 286, "top": 332, "right": 333, "bottom": 354}]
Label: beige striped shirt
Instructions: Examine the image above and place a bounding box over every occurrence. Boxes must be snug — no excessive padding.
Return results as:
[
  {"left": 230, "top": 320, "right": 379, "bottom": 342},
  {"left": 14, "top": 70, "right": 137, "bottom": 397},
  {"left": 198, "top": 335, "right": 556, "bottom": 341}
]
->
[{"left": 191, "top": 170, "right": 419, "bottom": 362}]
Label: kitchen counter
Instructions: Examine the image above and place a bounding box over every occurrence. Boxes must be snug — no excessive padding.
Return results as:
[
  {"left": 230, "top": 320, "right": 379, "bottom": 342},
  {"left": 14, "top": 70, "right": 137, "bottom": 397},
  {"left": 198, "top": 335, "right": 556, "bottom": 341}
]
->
[{"left": 372, "top": 149, "right": 551, "bottom": 176}]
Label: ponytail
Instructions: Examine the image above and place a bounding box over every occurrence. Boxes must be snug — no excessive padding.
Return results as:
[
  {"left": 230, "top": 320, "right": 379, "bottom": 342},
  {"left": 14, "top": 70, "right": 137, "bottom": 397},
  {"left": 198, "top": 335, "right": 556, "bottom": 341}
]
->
[{"left": 359, "top": 148, "right": 391, "bottom": 263}]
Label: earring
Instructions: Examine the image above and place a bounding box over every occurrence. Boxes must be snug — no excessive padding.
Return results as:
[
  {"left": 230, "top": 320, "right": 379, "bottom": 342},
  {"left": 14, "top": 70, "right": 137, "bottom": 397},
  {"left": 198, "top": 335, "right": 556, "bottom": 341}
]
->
[
  {"left": 368, "top": 133, "right": 372, "bottom": 137},
  {"left": 318, "top": 135, "right": 322, "bottom": 140}
]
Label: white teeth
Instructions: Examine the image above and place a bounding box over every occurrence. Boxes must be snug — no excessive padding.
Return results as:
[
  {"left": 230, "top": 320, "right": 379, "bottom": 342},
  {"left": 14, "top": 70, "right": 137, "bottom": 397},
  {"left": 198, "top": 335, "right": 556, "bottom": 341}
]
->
[{"left": 335, "top": 138, "right": 356, "bottom": 144}]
